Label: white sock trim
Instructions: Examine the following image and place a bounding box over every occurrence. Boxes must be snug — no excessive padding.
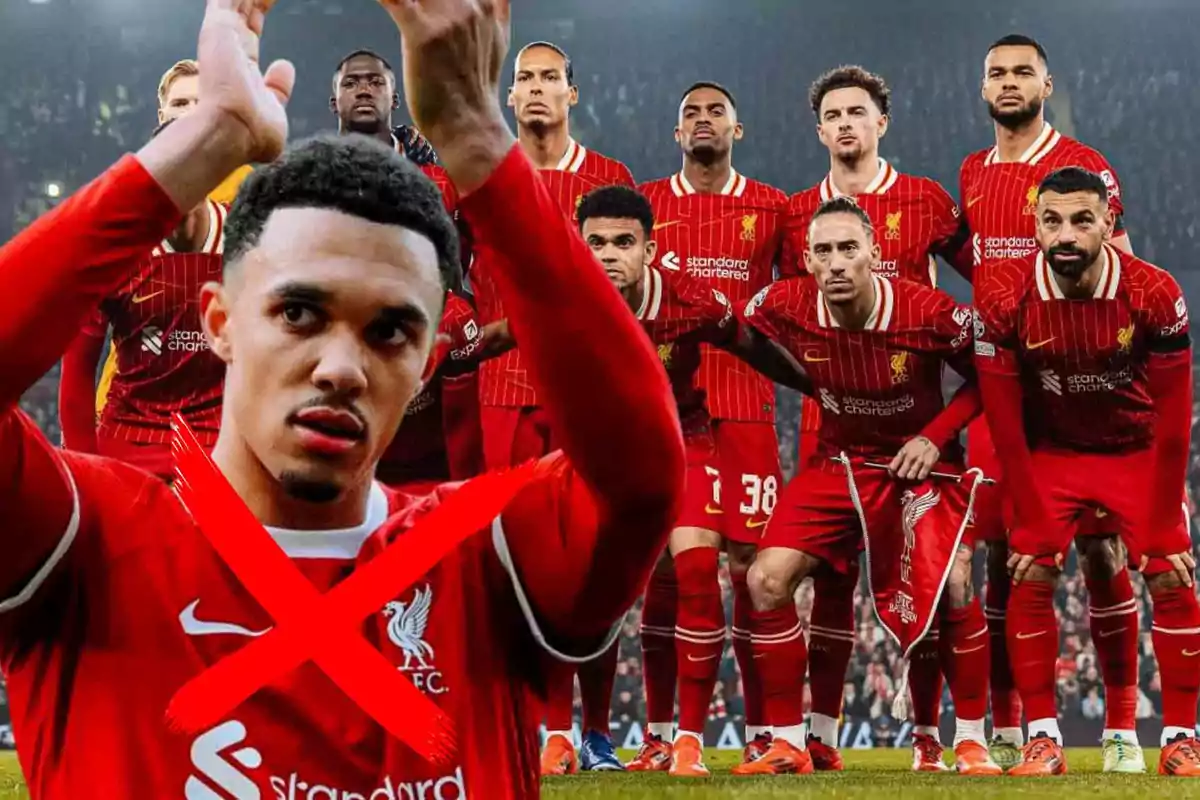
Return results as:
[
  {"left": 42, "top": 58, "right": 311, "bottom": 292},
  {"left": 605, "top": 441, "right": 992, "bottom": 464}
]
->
[
  {"left": 1027, "top": 718, "right": 1062, "bottom": 744},
  {"left": 774, "top": 724, "right": 806, "bottom": 748},
  {"left": 808, "top": 713, "right": 838, "bottom": 745},
  {"left": 994, "top": 726, "right": 1025, "bottom": 747},
  {"left": 745, "top": 725, "right": 771, "bottom": 739},
  {"left": 953, "top": 717, "right": 986, "bottom": 747},
  {"left": 647, "top": 722, "right": 674, "bottom": 741},
  {"left": 1163, "top": 726, "right": 1196, "bottom": 747},
  {"left": 1102, "top": 728, "right": 1139, "bottom": 745}
]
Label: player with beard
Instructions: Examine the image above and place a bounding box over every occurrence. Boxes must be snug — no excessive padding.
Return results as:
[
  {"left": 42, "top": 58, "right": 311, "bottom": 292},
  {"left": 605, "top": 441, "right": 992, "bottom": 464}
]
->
[
  {"left": 959, "top": 34, "right": 1141, "bottom": 772},
  {"left": 0, "top": 0, "right": 686, "bottom": 796},
  {"left": 975, "top": 167, "right": 1200, "bottom": 777},
  {"left": 730, "top": 198, "right": 994, "bottom": 777},
  {"left": 330, "top": 49, "right": 490, "bottom": 489},
  {"left": 632, "top": 82, "right": 787, "bottom": 773},
  {"left": 782, "top": 65, "right": 977, "bottom": 773},
  {"left": 465, "top": 39, "right": 634, "bottom": 777}
]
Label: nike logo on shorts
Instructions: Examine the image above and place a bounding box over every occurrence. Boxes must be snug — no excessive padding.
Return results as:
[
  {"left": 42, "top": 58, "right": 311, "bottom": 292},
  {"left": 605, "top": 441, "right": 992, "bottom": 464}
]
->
[{"left": 179, "top": 599, "right": 270, "bottom": 638}]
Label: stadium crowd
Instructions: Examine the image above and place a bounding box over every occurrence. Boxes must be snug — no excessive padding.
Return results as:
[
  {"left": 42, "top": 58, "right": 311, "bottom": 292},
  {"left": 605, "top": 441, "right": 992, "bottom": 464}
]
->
[{"left": 2, "top": 0, "right": 1198, "bottom": 753}]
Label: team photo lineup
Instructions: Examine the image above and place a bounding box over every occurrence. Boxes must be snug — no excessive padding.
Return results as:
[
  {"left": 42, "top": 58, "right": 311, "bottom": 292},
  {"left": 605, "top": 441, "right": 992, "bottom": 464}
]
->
[{"left": 1, "top": 0, "right": 1198, "bottom": 797}]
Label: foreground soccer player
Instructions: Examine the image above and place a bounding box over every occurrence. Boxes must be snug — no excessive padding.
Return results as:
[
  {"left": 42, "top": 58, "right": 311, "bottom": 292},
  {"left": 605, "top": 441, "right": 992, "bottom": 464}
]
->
[
  {"left": 783, "top": 65, "right": 976, "bottom": 771},
  {"left": 975, "top": 167, "right": 1200, "bottom": 778},
  {"left": 58, "top": 123, "right": 227, "bottom": 481},
  {"left": 635, "top": 81, "right": 787, "bottom": 770},
  {"left": 330, "top": 48, "right": 437, "bottom": 164},
  {"left": 960, "top": 34, "right": 1140, "bottom": 770},
  {"left": 731, "top": 198, "right": 997, "bottom": 777},
  {"left": 0, "top": 2, "right": 684, "bottom": 799},
  {"left": 471, "top": 38, "right": 635, "bottom": 777}
]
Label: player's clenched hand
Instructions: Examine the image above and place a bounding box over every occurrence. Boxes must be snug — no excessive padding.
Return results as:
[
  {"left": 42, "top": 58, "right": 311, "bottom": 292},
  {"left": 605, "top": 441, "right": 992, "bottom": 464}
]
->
[
  {"left": 888, "top": 436, "right": 939, "bottom": 481},
  {"left": 1141, "top": 551, "right": 1196, "bottom": 588},
  {"left": 1008, "top": 550, "right": 1063, "bottom": 584},
  {"left": 198, "top": 0, "right": 295, "bottom": 164},
  {"left": 378, "top": 0, "right": 514, "bottom": 193}
]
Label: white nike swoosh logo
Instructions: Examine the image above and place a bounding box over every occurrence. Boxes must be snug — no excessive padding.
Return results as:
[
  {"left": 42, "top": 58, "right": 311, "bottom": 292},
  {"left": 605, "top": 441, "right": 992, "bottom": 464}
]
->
[
  {"left": 952, "top": 644, "right": 986, "bottom": 655},
  {"left": 686, "top": 654, "right": 718, "bottom": 662},
  {"left": 1098, "top": 628, "right": 1126, "bottom": 639},
  {"left": 179, "top": 599, "right": 271, "bottom": 638}
]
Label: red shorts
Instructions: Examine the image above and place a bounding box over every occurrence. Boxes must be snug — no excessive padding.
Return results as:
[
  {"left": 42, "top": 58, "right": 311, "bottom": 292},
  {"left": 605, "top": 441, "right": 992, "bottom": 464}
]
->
[
  {"left": 677, "top": 430, "right": 723, "bottom": 531},
  {"left": 761, "top": 460, "right": 868, "bottom": 575},
  {"left": 965, "top": 417, "right": 1006, "bottom": 543},
  {"left": 713, "top": 420, "right": 782, "bottom": 544},
  {"left": 480, "top": 406, "right": 555, "bottom": 469},
  {"left": 1022, "top": 448, "right": 1187, "bottom": 572}
]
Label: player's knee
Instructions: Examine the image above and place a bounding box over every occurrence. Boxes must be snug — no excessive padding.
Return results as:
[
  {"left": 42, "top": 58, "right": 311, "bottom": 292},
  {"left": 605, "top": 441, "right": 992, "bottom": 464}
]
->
[
  {"left": 945, "top": 548, "right": 975, "bottom": 609},
  {"left": 1077, "top": 535, "right": 1123, "bottom": 580},
  {"left": 747, "top": 559, "right": 799, "bottom": 612},
  {"left": 1023, "top": 563, "right": 1060, "bottom": 584},
  {"left": 725, "top": 541, "right": 757, "bottom": 577},
  {"left": 1148, "top": 570, "right": 1187, "bottom": 595}
]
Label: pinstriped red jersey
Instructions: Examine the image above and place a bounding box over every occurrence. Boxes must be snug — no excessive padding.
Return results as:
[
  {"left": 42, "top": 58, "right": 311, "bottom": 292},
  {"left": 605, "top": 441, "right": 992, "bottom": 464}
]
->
[
  {"left": 741, "top": 275, "right": 973, "bottom": 461},
  {"left": 633, "top": 265, "right": 735, "bottom": 434},
  {"left": 960, "top": 124, "right": 1125, "bottom": 284},
  {"left": 640, "top": 170, "right": 786, "bottom": 422},
  {"left": 782, "top": 159, "right": 972, "bottom": 284},
  {"left": 473, "top": 140, "right": 635, "bottom": 407},
  {"left": 973, "top": 244, "right": 1188, "bottom": 454},
  {"left": 84, "top": 200, "right": 227, "bottom": 446}
]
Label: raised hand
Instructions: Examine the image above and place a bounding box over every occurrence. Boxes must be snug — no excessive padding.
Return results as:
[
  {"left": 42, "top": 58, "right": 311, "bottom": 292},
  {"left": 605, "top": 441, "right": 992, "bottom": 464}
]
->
[
  {"left": 888, "top": 435, "right": 940, "bottom": 481},
  {"left": 377, "top": 0, "right": 514, "bottom": 192},
  {"left": 198, "top": 0, "right": 295, "bottom": 164}
]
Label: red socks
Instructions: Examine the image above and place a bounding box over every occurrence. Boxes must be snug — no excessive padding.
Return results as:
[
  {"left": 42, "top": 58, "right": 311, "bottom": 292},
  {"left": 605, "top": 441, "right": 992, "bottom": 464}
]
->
[
  {"left": 730, "top": 569, "right": 764, "bottom": 730},
  {"left": 908, "top": 636, "right": 943, "bottom": 728},
  {"left": 1151, "top": 584, "right": 1200, "bottom": 734},
  {"left": 1085, "top": 571, "right": 1139, "bottom": 732},
  {"left": 807, "top": 571, "right": 856, "bottom": 721},
  {"left": 640, "top": 559, "right": 678, "bottom": 726},
  {"left": 580, "top": 639, "right": 619, "bottom": 734},
  {"left": 986, "top": 576, "right": 1022, "bottom": 729},
  {"left": 674, "top": 547, "right": 725, "bottom": 735},
  {"left": 1006, "top": 579, "right": 1059, "bottom": 723},
  {"left": 750, "top": 603, "right": 808, "bottom": 729},
  {"left": 939, "top": 600, "right": 990, "bottom": 722}
]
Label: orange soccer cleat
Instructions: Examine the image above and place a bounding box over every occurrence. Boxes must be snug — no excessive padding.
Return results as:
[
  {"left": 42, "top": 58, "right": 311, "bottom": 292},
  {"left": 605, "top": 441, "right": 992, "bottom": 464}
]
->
[
  {"left": 1008, "top": 734, "right": 1067, "bottom": 776},
  {"left": 954, "top": 740, "right": 1004, "bottom": 776},
  {"left": 742, "top": 732, "right": 774, "bottom": 765},
  {"left": 668, "top": 734, "right": 711, "bottom": 778},
  {"left": 912, "top": 733, "right": 950, "bottom": 772},
  {"left": 1159, "top": 734, "right": 1200, "bottom": 777},
  {"left": 625, "top": 733, "right": 672, "bottom": 772},
  {"left": 731, "top": 737, "right": 814, "bottom": 776},
  {"left": 539, "top": 732, "right": 578, "bottom": 776},
  {"left": 807, "top": 735, "right": 845, "bottom": 771}
]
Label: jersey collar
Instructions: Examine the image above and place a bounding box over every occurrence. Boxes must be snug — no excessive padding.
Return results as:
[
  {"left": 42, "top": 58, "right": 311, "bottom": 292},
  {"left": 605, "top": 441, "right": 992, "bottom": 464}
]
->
[
  {"left": 1035, "top": 243, "right": 1121, "bottom": 301},
  {"left": 816, "top": 274, "right": 894, "bottom": 331},
  {"left": 156, "top": 200, "right": 226, "bottom": 256},
  {"left": 985, "top": 123, "right": 1062, "bottom": 166},
  {"left": 634, "top": 266, "right": 665, "bottom": 321},
  {"left": 555, "top": 138, "right": 588, "bottom": 173},
  {"left": 819, "top": 158, "right": 898, "bottom": 201},
  {"left": 265, "top": 481, "right": 390, "bottom": 560},
  {"left": 671, "top": 168, "right": 746, "bottom": 198}
]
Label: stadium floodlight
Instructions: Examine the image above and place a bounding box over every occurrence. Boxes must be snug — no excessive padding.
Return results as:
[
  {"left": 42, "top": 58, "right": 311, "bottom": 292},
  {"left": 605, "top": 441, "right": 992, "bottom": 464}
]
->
[{"left": 45, "top": 182, "right": 62, "bottom": 198}]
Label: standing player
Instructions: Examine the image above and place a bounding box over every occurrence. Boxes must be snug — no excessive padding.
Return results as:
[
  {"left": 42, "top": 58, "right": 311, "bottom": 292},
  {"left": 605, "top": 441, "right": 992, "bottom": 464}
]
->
[
  {"left": 475, "top": 39, "right": 635, "bottom": 776},
  {"left": 782, "top": 65, "right": 976, "bottom": 771},
  {"left": 330, "top": 49, "right": 487, "bottom": 488},
  {"left": 731, "top": 198, "right": 998, "bottom": 777},
  {"left": 960, "top": 34, "right": 1139, "bottom": 770},
  {"left": 58, "top": 120, "right": 227, "bottom": 481},
  {"left": 88, "top": 60, "right": 256, "bottom": 422},
  {"left": 634, "top": 81, "right": 786, "bottom": 770},
  {"left": 974, "top": 167, "right": 1200, "bottom": 777},
  {"left": 1, "top": 1, "right": 686, "bottom": 797}
]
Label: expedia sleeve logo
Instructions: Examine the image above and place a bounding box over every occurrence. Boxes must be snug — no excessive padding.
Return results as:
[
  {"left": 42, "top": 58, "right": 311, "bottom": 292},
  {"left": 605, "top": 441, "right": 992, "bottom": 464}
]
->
[{"left": 744, "top": 286, "right": 771, "bottom": 317}]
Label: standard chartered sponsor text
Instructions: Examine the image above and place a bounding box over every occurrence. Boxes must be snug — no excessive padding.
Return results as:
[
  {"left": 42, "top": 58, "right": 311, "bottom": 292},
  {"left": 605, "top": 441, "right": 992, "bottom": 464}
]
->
[
  {"left": 169, "top": 329, "right": 212, "bottom": 353},
  {"left": 685, "top": 255, "right": 751, "bottom": 281},
  {"left": 983, "top": 236, "right": 1037, "bottom": 261},
  {"left": 270, "top": 766, "right": 466, "bottom": 800},
  {"left": 1066, "top": 367, "right": 1133, "bottom": 393},
  {"left": 842, "top": 394, "right": 916, "bottom": 416}
]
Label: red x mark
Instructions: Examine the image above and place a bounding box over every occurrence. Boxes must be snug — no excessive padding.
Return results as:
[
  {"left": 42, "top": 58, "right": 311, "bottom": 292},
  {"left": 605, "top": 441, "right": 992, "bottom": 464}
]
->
[{"left": 165, "top": 416, "right": 538, "bottom": 767}]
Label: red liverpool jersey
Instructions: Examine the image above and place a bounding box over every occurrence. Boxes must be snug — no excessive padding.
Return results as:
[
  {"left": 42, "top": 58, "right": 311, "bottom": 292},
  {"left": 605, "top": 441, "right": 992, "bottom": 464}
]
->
[
  {"left": 640, "top": 170, "right": 786, "bottom": 422},
  {"left": 782, "top": 159, "right": 971, "bottom": 285},
  {"left": 633, "top": 265, "right": 735, "bottom": 434},
  {"left": 974, "top": 243, "right": 1188, "bottom": 454},
  {"left": 960, "top": 123, "right": 1125, "bottom": 283},
  {"left": 378, "top": 292, "right": 484, "bottom": 486},
  {"left": 474, "top": 140, "right": 635, "bottom": 408},
  {"left": 0, "top": 435, "right": 619, "bottom": 800},
  {"left": 87, "top": 199, "right": 227, "bottom": 446},
  {"left": 741, "top": 275, "right": 974, "bottom": 462}
]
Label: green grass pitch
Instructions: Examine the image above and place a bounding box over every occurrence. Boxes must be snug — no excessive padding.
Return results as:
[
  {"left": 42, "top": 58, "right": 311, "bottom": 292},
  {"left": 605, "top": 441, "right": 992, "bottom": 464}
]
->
[{"left": 6, "top": 747, "right": 1200, "bottom": 798}]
